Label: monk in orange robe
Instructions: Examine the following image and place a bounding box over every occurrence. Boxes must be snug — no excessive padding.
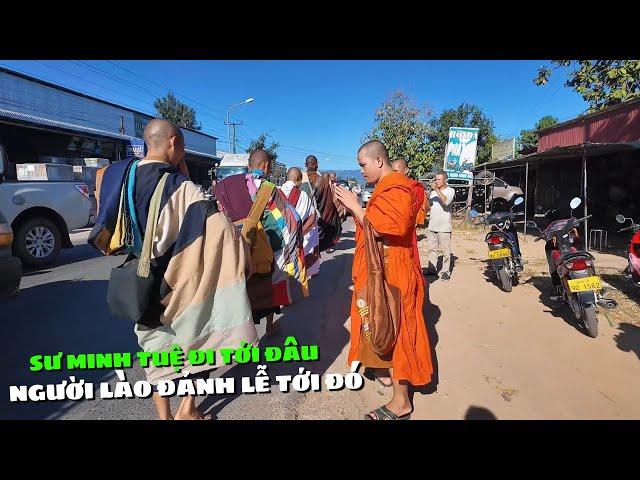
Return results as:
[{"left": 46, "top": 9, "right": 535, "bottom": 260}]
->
[
  {"left": 335, "top": 141, "right": 433, "bottom": 420},
  {"left": 392, "top": 158, "right": 427, "bottom": 272}
]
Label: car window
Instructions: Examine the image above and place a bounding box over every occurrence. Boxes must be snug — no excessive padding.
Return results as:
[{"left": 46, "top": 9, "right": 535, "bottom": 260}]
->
[{"left": 493, "top": 178, "right": 507, "bottom": 188}]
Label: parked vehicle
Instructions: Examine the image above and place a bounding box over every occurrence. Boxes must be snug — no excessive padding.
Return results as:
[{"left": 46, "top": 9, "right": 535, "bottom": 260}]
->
[
  {"left": 0, "top": 144, "right": 91, "bottom": 267},
  {"left": 362, "top": 184, "right": 374, "bottom": 207},
  {"left": 615, "top": 213, "right": 640, "bottom": 287},
  {"left": 214, "top": 153, "right": 249, "bottom": 181},
  {"left": 528, "top": 197, "right": 616, "bottom": 338},
  {"left": 483, "top": 196, "right": 525, "bottom": 292},
  {"left": 0, "top": 208, "right": 22, "bottom": 297}
]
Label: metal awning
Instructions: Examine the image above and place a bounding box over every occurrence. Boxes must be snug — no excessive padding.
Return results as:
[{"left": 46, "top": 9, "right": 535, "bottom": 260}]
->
[{"left": 477, "top": 142, "right": 640, "bottom": 172}]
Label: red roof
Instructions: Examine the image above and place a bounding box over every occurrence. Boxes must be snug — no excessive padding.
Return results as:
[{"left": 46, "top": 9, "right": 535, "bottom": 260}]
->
[{"left": 537, "top": 97, "right": 640, "bottom": 152}]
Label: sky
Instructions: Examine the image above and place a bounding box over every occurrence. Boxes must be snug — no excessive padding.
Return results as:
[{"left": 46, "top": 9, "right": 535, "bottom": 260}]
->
[{"left": 0, "top": 60, "right": 587, "bottom": 170}]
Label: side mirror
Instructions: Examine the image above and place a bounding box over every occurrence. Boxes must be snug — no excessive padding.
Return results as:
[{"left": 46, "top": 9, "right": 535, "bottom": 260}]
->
[
  {"left": 615, "top": 214, "right": 626, "bottom": 224},
  {"left": 513, "top": 196, "right": 524, "bottom": 207},
  {"left": 570, "top": 197, "right": 582, "bottom": 210}
]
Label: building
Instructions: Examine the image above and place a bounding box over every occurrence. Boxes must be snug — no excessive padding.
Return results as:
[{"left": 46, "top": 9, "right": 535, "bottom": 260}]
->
[
  {"left": 480, "top": 98, "right": 640, "bottom": 248},
  {"left": 0, "top": 67, "right": 221, "bottom": 187}
]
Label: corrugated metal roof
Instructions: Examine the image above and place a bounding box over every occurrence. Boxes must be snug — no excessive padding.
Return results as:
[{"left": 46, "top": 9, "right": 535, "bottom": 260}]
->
[{"left": 477, "top": 142, "right": 640, "bottom": 171}]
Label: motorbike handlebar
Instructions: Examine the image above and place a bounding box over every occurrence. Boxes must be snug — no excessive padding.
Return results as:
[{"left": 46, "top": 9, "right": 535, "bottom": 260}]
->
[{"left": 619, "top": 225, "right": 639, "bottom": 232}]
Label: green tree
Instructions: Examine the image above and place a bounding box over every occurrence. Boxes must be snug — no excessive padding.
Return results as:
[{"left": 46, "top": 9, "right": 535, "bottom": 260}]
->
[
  {"left": 429, "top": 103, "right": 497, "bottom": 165},
  {"left": 534, "top": 60, "right": 640, "bottom": 112},
  {"left": 154, "top": 92, "right": 202, "bottom": 130},
  {"left": 518, "top": 115, "right": 559, "bottom": 152},
  {"left": 246, "top": 133, "right": 280, "bottom": 172},
  {"left": 364, "top": 91, "right": 435, "bottom": 178}
]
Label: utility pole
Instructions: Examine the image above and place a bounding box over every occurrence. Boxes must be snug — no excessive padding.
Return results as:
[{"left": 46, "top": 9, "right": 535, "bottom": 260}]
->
[{"left": 227, "top": 120, "right": 243, "bottom": 154}]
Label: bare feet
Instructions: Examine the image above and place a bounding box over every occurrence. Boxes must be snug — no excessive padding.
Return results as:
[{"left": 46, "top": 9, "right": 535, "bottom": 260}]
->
[{"left": 174, "top": 407, "right": 212, "bottom": 420}]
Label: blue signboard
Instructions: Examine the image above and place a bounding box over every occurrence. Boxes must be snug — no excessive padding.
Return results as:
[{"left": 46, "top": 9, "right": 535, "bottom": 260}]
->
[
  {"left": 126, "top": 138, "right": 146, "bottom": 159},
  {"left": 443, "top": 127, "right": 479, "bottom": 182}
]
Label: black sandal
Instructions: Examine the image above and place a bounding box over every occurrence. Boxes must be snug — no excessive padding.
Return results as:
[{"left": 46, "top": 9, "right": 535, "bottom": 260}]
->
[{"left": 365, "top": 405, "right": 412, "bottom": 420}]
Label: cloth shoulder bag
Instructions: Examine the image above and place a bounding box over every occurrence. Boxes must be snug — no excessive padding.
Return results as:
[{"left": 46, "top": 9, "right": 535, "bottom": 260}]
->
[
  {"left": 106, "top": 172, "right": 169, "bottom": 324},
  {"left": 355, "top": 217, "right": 402, "bottom": 357}
]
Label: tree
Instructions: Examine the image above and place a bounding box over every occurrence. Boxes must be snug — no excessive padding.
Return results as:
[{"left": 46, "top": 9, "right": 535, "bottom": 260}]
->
[
  {"left": 364, "top": 91, "right": 435, "bottom": 178},
  {"left": 154, "top": 92, "right": 202, "bottom": 130},
  {"left": 246, "top": 133, "right": 280, "bottom": 172},
  {"left": 534, "top": 60, "right": 640, "bottom": 112},
  {"left": 429, "top": 103, "right": 497, "bottom": 165},
  {"left": 518, "top": 115, "right": 558, "bottom": 152}
]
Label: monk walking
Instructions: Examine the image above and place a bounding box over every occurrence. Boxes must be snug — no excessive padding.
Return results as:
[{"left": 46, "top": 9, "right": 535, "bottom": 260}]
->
[
  {"left": 335, "top": 140, "right": 433, "bottom": 420},
  {"left": 214, "top": 149, "right": 308, "bottom": 336},
  {"left": 279, "top": 167, "right": 321, "bottom": 278},
  {"left": 392, "top": 158, "right": 428, "bottom": 271}
]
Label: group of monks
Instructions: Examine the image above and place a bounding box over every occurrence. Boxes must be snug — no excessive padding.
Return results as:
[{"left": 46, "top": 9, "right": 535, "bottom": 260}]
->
[
  {"left": 215, "top": 140, "right": 433, "bottom": 420},
  {"left": 94, "top": 117, "right": 433, "bottom": 420}
]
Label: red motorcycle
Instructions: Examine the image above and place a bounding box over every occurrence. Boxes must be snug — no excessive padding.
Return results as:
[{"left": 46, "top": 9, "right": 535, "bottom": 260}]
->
[{"left": 615, "top": 213, "right": 640, "bottom": 286}]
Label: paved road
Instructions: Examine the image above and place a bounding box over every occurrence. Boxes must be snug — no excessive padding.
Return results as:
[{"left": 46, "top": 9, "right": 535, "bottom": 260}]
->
[{"left": 1, "top": 222, "right": 357, "bottom": 420}]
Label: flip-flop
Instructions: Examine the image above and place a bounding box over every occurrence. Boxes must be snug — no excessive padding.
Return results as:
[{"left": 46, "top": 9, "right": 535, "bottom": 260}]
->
[{"left": 365, "top": 405, "right": 412, "bottom": 420}]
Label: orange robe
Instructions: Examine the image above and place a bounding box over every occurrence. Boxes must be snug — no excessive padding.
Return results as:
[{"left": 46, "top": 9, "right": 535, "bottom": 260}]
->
[
  {"left": 412, "top": 181, "right": 427, "bottom": 227},
  {"left": 348, "top": 172, "right": 433, "bottom": 386},
  {"left": 409, "top": 180, "right": 426, "bottom": 271}
]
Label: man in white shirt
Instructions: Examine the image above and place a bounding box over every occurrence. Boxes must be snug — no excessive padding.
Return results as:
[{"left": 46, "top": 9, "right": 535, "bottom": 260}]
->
[{"left": 426, "top": 171, "right": 456, "bottom": 281}]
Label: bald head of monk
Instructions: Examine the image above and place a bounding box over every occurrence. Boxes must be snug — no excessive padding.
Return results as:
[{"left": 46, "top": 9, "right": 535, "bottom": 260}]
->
[
  {"left": 392, "top": 158, "right": 410, "bottom": 176},
  {"left": 357, "top": 140, "right": 392, "bottom": 185},
  {"left": 143, "top": 118, "right": 185, "bottom": 167},
  {"left": 305, "top": 155, "right": 318, "bottom": 172},
  {"left": 248, "top": 149, "right": 271, "bottom": 174},
  {"left": 287, "top": 167, "right": 302, "bottom": 186}
]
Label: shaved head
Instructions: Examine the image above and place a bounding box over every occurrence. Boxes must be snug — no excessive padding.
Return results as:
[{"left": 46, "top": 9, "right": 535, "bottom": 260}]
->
[
  {"left": 392, "top": 158, "right": 410, "bottom": 176},
  {"left": 248, "top": 149, "right": 271, "bottom": 172},
  {"left": 305, "top": 155, "right": 318, "bottom": 171},
  {"left": 143, "top": 118, "right": 185, "bottom": 166},
  {"left": 287, "top": 167, "right": 302, "bottom": 183},
  {"left": 358, "top": 140, "right": 390, "bottom": 165},
  {"left": 357, "top": 140, "right": 392, "bottom": 185}
]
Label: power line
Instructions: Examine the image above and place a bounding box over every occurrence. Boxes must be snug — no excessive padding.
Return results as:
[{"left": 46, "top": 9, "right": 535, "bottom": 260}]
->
[{"left": 105, "top": 60, "right": 229, "bottom": 120}]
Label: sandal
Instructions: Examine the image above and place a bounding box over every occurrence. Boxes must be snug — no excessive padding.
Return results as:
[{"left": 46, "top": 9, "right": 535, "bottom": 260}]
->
[{"left": 365, "top": 405, "right": 412, "bottom": 420}]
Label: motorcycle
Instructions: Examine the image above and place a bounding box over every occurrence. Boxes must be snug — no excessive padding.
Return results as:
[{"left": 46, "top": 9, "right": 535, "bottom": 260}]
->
[
  {"left": 527, "top": 197, "right": 614, "bottom": 338},
  {"left": 615, "top": 213, "right": 640, "bottom": 287},
  {"left": 483, "top": 196, "right": 524, "bottom": 292}
]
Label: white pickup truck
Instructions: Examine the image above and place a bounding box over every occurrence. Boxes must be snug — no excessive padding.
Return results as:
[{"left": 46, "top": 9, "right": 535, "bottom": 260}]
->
[{"left": 0, "top": 144, "right": 92, "bottom": 266}]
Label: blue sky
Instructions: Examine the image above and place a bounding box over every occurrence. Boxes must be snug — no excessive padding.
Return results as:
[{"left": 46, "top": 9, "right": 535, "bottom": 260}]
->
[{"left": 0, "top": 60, "right": 587, "bottom": 170}]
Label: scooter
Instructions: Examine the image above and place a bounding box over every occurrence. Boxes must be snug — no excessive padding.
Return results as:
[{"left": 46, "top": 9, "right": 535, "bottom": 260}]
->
[
  {"left": 483, "top": 196, "right": 524, "bottom": 292},
  {"left": 528, "top": 197, "right": 612, "bottom": 338},
  {"left": 615, "top": 213, "right": 640, "bottom": 287}
]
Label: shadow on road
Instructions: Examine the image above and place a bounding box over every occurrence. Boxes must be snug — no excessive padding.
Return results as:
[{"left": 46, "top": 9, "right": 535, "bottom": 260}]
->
[
  {"left": 21, "top": 242, "right": 102, "bottom": 276},
  {"left": 198, "top": 246, "right": 355, "bottom": 418},
  {"left": 601, "top": 273, "right": 640, "bottom": 303},
  {"left": 465, "top": 405, "right": 498, "bottom": 420},
  {"left": 411, "top": 278, "right": 442, "bottom": 398},
  {"left": 613, "top": 323, "right": 640, "bottom": 361},
  {"left": 525, "top": 276, "right": 587, "bottom": 336},
  {"left": 0, "top": 279, "right": 138, "bottom": 420}
]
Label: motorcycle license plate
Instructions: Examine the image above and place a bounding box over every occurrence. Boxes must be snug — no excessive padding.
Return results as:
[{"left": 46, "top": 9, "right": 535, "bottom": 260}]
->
[
  {"left": 488, "top": 248, "right": 510, "bottom": 260},
  {"left": 567, "top": 276, "right": 602, "bottom": 293}
]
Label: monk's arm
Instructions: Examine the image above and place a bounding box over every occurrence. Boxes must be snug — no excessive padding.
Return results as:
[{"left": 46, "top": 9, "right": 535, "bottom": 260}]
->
[{"left": 350, "top": 205, "right": 383, "bottom": 238}]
